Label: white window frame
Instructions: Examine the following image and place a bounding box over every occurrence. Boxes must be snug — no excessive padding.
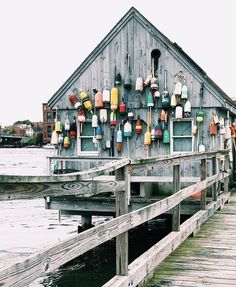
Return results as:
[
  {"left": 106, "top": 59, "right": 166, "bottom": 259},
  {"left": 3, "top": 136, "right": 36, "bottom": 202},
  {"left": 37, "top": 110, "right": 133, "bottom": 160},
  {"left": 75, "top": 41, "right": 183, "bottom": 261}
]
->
[
  {"left": 77, "top": 120, "right": 98, "bottom": 156},
  {"left": 170, "top": 118, "right": 194, "bottom": 154}
]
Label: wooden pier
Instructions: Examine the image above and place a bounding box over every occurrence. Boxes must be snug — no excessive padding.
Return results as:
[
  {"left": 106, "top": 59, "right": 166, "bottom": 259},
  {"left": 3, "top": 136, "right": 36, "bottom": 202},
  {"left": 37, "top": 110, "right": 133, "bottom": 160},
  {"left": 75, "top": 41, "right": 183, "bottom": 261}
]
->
[
  {"left": 143, "top": 191, "right": 236, "bottom": 287},
  {"left": 0, "top": 150, "right": 233, "bottom": 287}
]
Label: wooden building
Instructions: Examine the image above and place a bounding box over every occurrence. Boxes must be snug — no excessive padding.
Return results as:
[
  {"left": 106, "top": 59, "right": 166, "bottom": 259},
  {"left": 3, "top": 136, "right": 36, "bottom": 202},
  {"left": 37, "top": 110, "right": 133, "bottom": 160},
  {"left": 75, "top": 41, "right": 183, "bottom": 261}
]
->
[
  {"left": 47, "top": 7, "right": 236, "bottom": 182},
  {"left": 42, "top": 103, "right": 56, "bottom": 144}
]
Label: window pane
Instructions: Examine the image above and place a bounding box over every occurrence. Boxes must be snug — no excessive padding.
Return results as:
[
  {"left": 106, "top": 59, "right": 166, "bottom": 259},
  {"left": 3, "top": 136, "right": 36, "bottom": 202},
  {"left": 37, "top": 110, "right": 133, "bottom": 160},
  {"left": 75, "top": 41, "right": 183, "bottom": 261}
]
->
[
  {"left": 80, "top": 122, "right": 93, "bottom": 136},
  {"left": 173, "top": 121, "right": 192, "bottom": 136},
  {"left": 173, "top": 138, "right": 192, "bottom": 152},
  {"left": 81, "top": 138, "right": 97, "bottom": 151}
]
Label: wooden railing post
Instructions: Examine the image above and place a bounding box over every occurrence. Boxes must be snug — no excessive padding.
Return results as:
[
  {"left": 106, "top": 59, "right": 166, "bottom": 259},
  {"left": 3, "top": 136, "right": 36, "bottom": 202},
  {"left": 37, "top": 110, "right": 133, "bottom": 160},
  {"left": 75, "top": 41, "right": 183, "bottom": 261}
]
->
[
  {"left": 115, "top": 166, "right": 128, "bottom": 276},
  {"left": 200, "top": 158, "right": 207, "bottom": 209},
  {"left": 224, "top": 153, "right": 230, "bottom": 193},
  {"left": 172, "top": 164, "right": 180, "bottom": 231},
  {"left": 212, "top": 156, "right": 218, "bottom": 201}
]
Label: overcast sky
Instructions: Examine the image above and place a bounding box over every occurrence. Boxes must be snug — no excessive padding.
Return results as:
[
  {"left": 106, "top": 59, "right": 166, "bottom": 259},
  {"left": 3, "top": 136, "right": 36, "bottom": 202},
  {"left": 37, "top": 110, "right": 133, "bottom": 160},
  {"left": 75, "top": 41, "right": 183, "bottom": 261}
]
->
[{"left": 0, "top": 0, "right": 235, "bottom": 127}]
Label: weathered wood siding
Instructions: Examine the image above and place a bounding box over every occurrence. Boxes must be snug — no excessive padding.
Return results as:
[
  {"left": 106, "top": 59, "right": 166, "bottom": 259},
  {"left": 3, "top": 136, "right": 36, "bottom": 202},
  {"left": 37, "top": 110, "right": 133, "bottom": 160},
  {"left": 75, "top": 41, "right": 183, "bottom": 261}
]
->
[{"left": 49, "top": 12, "right": 235, "bottom": 172}]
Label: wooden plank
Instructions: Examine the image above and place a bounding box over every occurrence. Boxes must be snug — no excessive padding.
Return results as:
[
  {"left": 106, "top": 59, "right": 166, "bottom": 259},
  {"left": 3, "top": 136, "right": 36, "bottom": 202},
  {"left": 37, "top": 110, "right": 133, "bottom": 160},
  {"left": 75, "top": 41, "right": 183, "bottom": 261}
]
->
[
  {"left": 102, "top": 192, "right": 230, "bottom": 287},
  {"left": 0, "top": 180, "right": 125, "bottom": 200},
  {"left": 212, "top": 156, "right": 217, "bottom": 201}
]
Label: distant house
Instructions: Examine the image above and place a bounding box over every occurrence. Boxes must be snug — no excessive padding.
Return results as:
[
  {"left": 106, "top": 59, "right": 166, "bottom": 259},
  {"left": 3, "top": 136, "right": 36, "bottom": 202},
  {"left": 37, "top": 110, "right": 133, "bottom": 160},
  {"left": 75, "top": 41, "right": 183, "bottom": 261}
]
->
[
  {"left": 47, "top": 7, "right": 236, "bottom": 162},
  {"left": 42, "top": 103, "right": 56, "bottom": 144}
]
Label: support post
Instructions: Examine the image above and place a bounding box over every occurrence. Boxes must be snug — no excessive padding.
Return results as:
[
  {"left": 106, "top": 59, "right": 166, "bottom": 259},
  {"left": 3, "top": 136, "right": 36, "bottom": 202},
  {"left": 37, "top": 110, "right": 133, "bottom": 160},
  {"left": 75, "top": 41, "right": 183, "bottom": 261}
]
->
[
  {"left": 200, "top": 158, "right": 207, "bottom": 209},
  {"left": 115, "top": 166, "right": 128, "bottom": 276},
  {"left": 212, "top": 156, "right": 217, "bottom": 201},
  {"left": 172, "top": 164, "right": 180, "bottom": 231},
  {"left": 224, "top": 153, "right": 230, "bottom": 193}
]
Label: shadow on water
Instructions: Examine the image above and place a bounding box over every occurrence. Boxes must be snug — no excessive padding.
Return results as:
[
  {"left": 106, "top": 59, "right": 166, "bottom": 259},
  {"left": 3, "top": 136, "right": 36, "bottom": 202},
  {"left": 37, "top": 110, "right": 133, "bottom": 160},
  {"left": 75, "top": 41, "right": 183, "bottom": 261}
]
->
[{"left": 38, "top": 215, "right": 189, "bottom": 287}]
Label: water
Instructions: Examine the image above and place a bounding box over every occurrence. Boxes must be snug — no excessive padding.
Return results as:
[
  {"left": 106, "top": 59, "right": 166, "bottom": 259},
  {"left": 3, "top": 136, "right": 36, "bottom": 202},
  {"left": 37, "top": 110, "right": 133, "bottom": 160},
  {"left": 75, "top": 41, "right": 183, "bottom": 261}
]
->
[{"left": 0, "top": 148, "right": 171, "bottom": 287}]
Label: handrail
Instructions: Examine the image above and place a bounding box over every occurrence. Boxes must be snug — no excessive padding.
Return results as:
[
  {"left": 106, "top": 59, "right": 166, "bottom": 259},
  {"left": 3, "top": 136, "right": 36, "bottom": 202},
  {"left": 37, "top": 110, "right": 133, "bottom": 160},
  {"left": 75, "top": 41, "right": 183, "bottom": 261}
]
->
[{"left": 0, "top": 150, "right": 231, "bottom": 287}]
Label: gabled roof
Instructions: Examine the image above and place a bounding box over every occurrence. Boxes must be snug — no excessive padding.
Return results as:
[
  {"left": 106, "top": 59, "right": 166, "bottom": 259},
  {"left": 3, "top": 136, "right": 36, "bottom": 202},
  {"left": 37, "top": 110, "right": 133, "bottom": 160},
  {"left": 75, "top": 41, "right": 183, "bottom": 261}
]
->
[{"left": 48, "top": 7, "right": 235, "bottom": 110}]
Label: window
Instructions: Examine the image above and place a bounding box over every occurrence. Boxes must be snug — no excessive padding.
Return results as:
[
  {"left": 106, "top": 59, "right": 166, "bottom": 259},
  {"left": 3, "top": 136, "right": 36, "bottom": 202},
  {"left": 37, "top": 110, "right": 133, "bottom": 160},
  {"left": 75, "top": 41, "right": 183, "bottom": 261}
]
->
[
  {"left": 77, "top": 121, "right": 98, "bottom": 156},
  {"left": 170, "top": 118, "right": 194, "bottom": 154}
]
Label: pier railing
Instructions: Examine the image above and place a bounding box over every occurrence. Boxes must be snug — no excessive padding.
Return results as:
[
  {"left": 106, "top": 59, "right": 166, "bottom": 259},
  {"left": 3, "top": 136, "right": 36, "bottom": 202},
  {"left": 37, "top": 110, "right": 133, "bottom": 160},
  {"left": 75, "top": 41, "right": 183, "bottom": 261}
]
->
[{"left": 0, "top": 150, "right": 231, "bottom": 287}]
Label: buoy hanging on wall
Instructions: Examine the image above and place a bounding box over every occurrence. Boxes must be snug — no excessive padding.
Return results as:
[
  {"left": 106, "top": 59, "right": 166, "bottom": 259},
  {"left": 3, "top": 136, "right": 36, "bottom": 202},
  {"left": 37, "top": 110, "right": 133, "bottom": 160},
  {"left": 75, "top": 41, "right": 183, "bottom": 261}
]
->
[
  {"left": 69, "top": 92, "right": 82, "bottom": 110},
  {"left": 110, "top": 111, "right": 117, "bottom": 126},
  {"left": 124, "top": 120, "right": 132, "bottom": 137},
  {"left": 116, "top": 124, "right": 123, "bottom": 153},
  {"left": 135, "top": 76, "right": 144, "bottom": 92},
  {"left": 79, "top": 91, "right": 93, "bottom": 112},
  {"left": 119, "top": 98, "right": 126, "bottom": 114},
  {"left": 92, "top": 114, "right": 98, "bottom": 128},
  {"left": 94, "top": 91, "right": 103, "bottom": 108},
  {"left": 100, "top": 109, "right": 107, "bottom": 123},
  {"left": 110, "top": 87, "right": 119, "bottom": 111}
]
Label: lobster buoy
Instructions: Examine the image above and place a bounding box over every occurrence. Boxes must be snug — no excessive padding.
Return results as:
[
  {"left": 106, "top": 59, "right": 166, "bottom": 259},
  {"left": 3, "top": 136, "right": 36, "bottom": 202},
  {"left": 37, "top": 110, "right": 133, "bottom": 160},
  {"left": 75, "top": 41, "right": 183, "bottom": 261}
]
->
[
  {"left": 225, "top": 121, "right": 231, "bottom": 139},
  {"left": 144, "top": 130, "right": 151, "bottom": 145},
  {"left": 174, "top": 81, "right": 182, "bottom": 96},
  {"left": 78, "top": 109, "right": 85, "bottom": 123},
  {"left": 55, "top": 120, "right": 62, "bottom": 133},
  {"left": 171, "top": 94, "right": 177, "bottom": 108},
  {"left": 70, "top": 117, "right": 77, "bottom": 139},
  {"left": 150, "top": 77, "right": 158, "bottom": 90},
  {"left": 63, "top": 135, "right": 70, "bottom": 148},
  {"left": 175, "top": 103, "right": 183, "bottom": 119},
  {"left": 95, "top": 91, "right": 103, "bottom": 108},
  {"left": 103, "top": 85, "right": 110, "bottom": 103},
  {"left": 92, "top": 114, "right": 98, "bottom": 128},
  {"left": 100, "top": 109, "right": 107, "bottom": 123},
  {"left": 161, "top": 92, "right": 170, "bottom": 111},
  {"left": 198, "top": 140, "right": 206, "bottom": 152},
  {"left": 69, "top": 94, "right": 82, "bottom": 109},
  {"left": 181, "top": 81, "right": 188, "bottom": 99},
  {"left": 192, "top": 125, "right": 198, "bottom": 136},
  {"left": 154, "top": 90, "right": 160, "bottom": 98},
  {"left": 160, "top": 109, "right": 167, "bottom": 122},
  {"left": 135, "top": 76, "right": 144, "bottom": 92},
  {"left": 110, "top": 111, "right": 117, "bottom": 126},
  {"left": 79, "top": 92, "right": 93, "bottom": 112},
  {"left": 210, "top": 119, "right": 217, "bottom": 135},
  {"left": 64, "top": 114, "right": 70, "bottom": 131},
  {"left": 119, "top": 98, "right": 126, "bottom": 114},
  {"left": 124, "top": 120, "right": 132, "bottom": 137},
  {"left": 115, "top": 70, "right": 122, "bottom": 86},
  {"left": 196, "top": 110, "right": 204, "bottom": 123},
  {"left": 147, "top": 91, "right": 154, "bottom": 107},
  {"left": 184, "top": 100, "right": 191, "bottom": 117},
  {"left": 127, "top": 106, "right": 134, "bottom": 121},
  {"left": 155, "top": 119, "right": 163, "bottom": 140},
  {"left": 58, "top": 133, "right": 64, "bottom": 145},
  {"left": 151, "top": 126, "right": 156, "bottom": 141},
  {"left": 111, "top": 87, "right": 119, "bottom": 110},
  {"left": 135, "top": 118, "right": 142, "bottom": 135},
  {"left": 51, "top": 130, "right": 59, "bottom": 145},
  {"left": 96, "top": 124, "right": 103, "bottom": 140},
  {"left": 163, "top": 129, "right": 170, "bottom": 143},
  {"left": 144, "top": 74, "right": 152, "bottom": 86},
  {"left": 231, "top": 123, "right": 236, "bottom": 138},
  {"left": 116, "top": 125, "right": 123, "bottom": 153}
]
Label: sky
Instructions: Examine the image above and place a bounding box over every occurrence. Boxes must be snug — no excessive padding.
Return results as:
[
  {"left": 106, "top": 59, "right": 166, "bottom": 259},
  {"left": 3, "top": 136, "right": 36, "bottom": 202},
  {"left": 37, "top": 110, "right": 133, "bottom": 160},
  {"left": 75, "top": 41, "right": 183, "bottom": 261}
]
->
[{"left": 0, "top": 0, "right": 235, "bottom": 127}]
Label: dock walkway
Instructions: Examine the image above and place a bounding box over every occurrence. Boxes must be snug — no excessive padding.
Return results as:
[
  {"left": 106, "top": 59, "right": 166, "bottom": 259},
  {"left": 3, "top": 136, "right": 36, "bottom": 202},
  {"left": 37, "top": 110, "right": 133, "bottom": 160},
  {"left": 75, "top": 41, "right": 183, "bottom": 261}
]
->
[{"left": 143, "top": 190, "right": 236, "bottom": 287}]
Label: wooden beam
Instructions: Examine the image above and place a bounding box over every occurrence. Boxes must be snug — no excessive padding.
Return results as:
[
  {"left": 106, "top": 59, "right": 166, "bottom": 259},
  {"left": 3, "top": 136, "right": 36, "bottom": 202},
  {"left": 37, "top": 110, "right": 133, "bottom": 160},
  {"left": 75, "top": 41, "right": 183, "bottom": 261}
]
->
[
  {"left": 212, "top": 156, "right": 217, "bottom": 201},
  {"left": 0, "top": 180, "right": 125, "bottom": 201}
]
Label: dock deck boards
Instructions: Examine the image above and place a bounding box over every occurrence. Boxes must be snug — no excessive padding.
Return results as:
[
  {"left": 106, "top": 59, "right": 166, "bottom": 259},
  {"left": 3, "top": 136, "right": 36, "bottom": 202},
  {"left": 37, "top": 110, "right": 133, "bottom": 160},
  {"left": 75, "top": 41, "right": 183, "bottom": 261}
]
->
[{"left": 143, "top": 191, "right": 236, "bottom": 287}]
